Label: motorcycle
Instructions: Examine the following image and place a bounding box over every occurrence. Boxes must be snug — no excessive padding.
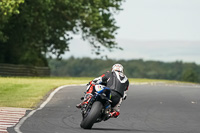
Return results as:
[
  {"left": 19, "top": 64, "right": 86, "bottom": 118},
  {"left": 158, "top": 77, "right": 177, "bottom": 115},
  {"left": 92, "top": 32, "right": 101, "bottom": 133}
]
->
[{"left": 79, "top": 84, "right": 112, "bottom": 129}]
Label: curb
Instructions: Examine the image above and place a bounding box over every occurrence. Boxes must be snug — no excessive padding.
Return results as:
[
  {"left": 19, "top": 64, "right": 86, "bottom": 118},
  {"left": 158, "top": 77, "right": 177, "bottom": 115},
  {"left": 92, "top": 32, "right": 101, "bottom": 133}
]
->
[{"left": 0, "top": 107, "right": 27, "bottom": 133}]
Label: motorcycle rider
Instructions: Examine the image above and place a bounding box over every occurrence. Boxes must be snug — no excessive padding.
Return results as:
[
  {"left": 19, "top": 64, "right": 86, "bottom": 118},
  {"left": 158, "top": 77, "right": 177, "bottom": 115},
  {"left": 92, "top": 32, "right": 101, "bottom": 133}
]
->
[{"left": 76, "top": 64, "right": 129, "bottom": 120}]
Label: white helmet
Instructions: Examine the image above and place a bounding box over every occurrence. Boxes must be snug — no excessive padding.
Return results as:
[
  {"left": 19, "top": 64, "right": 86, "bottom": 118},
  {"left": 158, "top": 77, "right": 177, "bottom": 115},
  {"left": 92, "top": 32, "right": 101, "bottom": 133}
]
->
[{"left": 112, "top": 64, "right": 124, "bottom": 73}]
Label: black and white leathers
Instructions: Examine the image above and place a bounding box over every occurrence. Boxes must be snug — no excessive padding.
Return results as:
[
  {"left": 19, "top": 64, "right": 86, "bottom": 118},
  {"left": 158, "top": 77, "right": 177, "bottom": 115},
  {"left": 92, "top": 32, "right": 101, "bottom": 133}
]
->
[{"left": 101, "top": 71, "right": 129, "bottom": 98}]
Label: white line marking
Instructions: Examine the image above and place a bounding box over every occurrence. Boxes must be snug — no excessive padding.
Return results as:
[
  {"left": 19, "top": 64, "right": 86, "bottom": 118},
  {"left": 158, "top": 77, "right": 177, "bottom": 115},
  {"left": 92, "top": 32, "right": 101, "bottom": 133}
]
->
[{"left": 14, "top": 84, "right": 83, "bottom": 133}]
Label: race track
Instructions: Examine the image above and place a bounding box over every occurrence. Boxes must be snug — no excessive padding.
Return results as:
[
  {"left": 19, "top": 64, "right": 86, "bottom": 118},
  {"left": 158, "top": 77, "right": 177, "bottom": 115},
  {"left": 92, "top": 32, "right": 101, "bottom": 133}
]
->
[{"left": 9, "top": 83, "right": 200, "bottom": 133}]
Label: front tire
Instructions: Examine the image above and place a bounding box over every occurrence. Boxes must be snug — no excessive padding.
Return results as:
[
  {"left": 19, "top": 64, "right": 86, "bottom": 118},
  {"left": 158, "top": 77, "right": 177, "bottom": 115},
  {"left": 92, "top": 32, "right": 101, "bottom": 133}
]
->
[{"left": 80, "top": 101, "right": 103, "bottom": 129}]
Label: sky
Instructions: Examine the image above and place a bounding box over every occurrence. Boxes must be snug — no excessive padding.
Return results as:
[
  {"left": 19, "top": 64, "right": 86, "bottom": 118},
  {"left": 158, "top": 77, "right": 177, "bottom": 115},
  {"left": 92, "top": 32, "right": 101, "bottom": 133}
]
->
[{"left": 63, "top": 0, "right": 200, "bottom": 64}]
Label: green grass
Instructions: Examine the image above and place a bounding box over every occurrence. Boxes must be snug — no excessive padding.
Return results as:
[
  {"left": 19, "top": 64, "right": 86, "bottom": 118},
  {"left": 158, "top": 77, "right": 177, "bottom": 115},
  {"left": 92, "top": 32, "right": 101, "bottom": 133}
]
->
[
  {"left": 0, "top": 77, "right": 188, "bottom": 108},
  {"left": 0, "top": 77, "right": 92, "bottom": 108}
]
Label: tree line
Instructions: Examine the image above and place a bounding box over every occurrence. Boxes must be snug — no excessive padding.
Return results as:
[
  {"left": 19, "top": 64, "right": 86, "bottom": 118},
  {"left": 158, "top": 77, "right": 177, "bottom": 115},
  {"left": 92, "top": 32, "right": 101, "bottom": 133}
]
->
[{"left": 48, "top": 57, "right": 200, "bottom": 83}]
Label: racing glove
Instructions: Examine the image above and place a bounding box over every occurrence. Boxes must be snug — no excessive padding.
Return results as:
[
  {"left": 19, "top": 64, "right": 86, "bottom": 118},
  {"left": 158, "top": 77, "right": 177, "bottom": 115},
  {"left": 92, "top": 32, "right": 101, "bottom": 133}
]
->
[{"left": 92, "top": 77, "right": 102, "bottom": 84}]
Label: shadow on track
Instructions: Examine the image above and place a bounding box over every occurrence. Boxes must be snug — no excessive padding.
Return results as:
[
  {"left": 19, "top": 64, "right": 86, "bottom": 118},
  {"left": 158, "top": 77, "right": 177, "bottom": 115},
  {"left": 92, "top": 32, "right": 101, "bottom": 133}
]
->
[
  {"left": 91, "top": 128, "right": 160, "bottom": 132},
  {"left": 91, "top": 128, "right": 132, "bottom": 131}
]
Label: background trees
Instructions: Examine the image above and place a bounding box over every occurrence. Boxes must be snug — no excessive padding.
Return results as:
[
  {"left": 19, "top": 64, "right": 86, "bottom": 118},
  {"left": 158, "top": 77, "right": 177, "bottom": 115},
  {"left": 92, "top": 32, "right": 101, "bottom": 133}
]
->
[
  {"left": 48, "top": 57, "right": 200, "bottom": 83},
  {"left": 1, "top": 0, "right": 199, "bottom": 83},
  {"left": 0, "top": 0, "right": 24, "bottom": 41},
  {"left": 0, "top": 0, "right": 124, "bottom": 66}
]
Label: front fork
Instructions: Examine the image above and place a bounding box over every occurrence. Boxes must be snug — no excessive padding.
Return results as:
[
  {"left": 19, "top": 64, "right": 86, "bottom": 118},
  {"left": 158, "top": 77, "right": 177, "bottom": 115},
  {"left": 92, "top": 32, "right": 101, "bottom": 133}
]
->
[{"left": 81, "top": 95, "right": 94, "bottom": 117}]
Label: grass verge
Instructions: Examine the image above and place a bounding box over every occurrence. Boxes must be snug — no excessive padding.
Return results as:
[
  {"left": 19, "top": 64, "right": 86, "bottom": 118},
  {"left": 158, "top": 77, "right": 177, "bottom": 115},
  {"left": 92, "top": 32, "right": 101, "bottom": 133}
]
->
[
  {"left": 0, "top": 77, "right": 188, "bottom": 108},
  {"left": 0, "top": 77, "right": 93, "bottom": 108}
]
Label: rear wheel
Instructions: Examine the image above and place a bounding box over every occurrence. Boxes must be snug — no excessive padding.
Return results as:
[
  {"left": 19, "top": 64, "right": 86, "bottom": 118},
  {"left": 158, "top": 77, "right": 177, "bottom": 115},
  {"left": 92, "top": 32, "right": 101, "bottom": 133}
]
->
[{"left": 80, "top": 101, "right": 103, "bottom": 129}]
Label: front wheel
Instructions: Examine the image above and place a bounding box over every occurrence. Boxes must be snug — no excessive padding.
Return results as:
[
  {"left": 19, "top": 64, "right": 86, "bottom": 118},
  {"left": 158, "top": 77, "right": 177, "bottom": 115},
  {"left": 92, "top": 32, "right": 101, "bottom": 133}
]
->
[{"left": 80, "top": 101, "right": 103, "bottom": 129}]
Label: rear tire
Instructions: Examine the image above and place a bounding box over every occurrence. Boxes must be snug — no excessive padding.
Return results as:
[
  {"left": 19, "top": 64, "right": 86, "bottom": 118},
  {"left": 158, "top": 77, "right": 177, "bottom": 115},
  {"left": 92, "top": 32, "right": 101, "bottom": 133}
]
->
[{"left": 80, "top": 101, "right": 103, "bottom": 129}]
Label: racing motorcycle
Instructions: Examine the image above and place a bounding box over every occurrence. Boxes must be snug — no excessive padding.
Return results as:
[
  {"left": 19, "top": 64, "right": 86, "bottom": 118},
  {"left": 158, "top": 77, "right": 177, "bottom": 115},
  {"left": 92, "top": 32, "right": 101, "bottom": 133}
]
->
[{"left": 80, "top": 84, "right": 112, "bottom": 129}]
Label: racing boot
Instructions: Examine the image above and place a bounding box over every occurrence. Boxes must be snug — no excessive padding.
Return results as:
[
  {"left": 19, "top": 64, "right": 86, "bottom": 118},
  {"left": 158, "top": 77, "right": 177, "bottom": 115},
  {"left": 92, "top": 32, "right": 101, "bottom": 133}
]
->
[
  {"left": 109, "top": 110, "right": 120, "bottom": 118},
  {"left": 76, "top": 95, "right": 92, "bottom": 109},
  {"left": 76, "top": 103, "right": 82, "bottom": 109},
  {"left": 104, "top": 110, "right": 120, "bottom": 121},
  {"left": 76, "top": 97, "right": 84, "bottom": 108}
]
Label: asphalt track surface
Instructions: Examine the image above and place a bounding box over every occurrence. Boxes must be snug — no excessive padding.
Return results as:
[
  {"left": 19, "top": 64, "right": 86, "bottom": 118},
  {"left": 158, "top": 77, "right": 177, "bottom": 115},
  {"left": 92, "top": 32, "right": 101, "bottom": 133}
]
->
[{"left": 9, "top": 83, "right": 200, "bottom": 133}]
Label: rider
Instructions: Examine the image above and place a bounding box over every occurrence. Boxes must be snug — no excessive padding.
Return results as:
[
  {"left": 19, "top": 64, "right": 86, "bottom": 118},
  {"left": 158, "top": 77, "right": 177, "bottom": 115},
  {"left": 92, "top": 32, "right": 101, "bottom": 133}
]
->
[{"left": 76, "top": 64, "right": 129, "bottom": 120}]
